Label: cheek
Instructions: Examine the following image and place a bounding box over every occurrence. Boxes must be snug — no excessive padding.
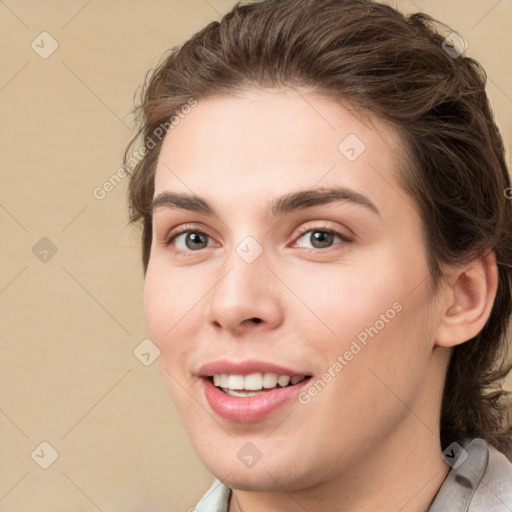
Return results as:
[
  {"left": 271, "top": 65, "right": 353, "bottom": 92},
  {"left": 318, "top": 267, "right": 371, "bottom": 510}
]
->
[
  {"left": 281, "top": 257, "right": 405, "bottom": 343},
  {"left": 144, "top": 267, "right": 199, "bottom": 409},
  {"left": 143, "top": 268, "right": 168, "bottom": 345},
  {"left": 143, "top": 262, "right": 193, "bottom": 354},
  {"left": 315, "top": 283, "right": 435, "bottom": 428},
  {"left": 143, "top": 260, "right": 216, "bottom": 387}
]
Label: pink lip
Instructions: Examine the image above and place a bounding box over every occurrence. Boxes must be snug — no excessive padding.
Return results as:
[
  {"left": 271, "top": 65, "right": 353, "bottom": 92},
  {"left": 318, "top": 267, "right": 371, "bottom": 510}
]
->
[
  {"left": 198, "top": 359, "right": 309, "bottom": 377},
  {"left": 198, "top": 359, "right": 312, "bottom": 423},
  {"left": 202, "top": 377, "right": 311, "bottom": 423}
]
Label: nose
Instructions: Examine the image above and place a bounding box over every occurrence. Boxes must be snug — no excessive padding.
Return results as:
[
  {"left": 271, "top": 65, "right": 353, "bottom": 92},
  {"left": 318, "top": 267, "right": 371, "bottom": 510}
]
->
[{"left": 205, "top": 241, "right": 284, "bottom": 336}]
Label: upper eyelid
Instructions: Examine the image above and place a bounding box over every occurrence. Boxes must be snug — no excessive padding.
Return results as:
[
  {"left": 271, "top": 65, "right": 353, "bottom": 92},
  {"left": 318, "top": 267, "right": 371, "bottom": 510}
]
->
[{"left": 295, "top": 223, "right": 350, "bottom": 238}]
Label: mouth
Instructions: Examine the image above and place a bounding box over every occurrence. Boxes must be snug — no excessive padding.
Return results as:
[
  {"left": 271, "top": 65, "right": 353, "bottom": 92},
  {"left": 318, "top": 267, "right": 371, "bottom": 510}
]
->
[
  {"left": 198, "top": 360, "right": 313, "bottom": 423},
  {"left": 209, "top": 372, "right": 311, "bottom": 397}
]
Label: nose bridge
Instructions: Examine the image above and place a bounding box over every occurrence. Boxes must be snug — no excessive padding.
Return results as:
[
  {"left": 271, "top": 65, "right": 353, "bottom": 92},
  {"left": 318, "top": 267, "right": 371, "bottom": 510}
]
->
[{"left": 206, "top": 234, "right": 283, "bottom": 331}]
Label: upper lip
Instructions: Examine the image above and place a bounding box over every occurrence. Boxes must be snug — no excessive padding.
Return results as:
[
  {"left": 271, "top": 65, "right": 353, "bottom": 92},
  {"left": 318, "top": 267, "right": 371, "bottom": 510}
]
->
[{"left": 198, "top": 359, "right": 311, "bottom": 378}]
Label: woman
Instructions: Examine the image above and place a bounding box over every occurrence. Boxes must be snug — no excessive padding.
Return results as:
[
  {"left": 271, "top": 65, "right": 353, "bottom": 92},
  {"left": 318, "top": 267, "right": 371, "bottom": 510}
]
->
[{"left": 125, "top": 0, "right": 512, "bottom": 510}]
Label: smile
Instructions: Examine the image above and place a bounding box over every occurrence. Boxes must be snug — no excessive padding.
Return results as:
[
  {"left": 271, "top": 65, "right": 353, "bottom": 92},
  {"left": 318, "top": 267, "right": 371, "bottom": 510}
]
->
[{"left": 198, "top": 360, "right": 312, "bottom": 422}]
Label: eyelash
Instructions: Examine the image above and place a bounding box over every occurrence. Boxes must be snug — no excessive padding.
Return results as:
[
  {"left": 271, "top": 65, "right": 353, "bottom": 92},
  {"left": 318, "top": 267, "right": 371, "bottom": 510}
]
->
[{"left": 163, "top": 223, "right": 350, "bottom": 254}]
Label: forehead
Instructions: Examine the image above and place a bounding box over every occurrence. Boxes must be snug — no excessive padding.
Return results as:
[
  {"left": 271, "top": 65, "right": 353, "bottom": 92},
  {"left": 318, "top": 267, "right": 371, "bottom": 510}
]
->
[{"left": 153, "top": 87, "right": 410, "bottom": 218}]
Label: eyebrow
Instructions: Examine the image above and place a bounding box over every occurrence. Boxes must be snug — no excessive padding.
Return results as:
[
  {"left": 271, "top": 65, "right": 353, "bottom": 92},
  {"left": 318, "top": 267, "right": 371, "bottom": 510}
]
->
[{"left": 150, "top": 186, "right": 380, "bottom": 217}]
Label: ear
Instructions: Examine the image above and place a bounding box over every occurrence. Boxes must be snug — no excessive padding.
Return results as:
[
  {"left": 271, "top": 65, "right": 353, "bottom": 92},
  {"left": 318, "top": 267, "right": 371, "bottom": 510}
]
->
[{"left": 435, "top": 250, "right": 498, "bottom": 348}]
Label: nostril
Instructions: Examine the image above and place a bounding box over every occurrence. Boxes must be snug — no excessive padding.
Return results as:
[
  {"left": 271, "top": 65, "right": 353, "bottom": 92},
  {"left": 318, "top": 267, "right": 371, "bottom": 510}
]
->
[{"left": 251, "top": 318, "right": 262, "bottom": 324}]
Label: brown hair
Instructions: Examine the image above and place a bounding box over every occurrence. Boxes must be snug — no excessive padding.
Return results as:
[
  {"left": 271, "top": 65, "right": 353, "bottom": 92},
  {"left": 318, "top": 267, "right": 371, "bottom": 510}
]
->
[{"left": 125, "top": 0, "right": 512, "bottom": 456}]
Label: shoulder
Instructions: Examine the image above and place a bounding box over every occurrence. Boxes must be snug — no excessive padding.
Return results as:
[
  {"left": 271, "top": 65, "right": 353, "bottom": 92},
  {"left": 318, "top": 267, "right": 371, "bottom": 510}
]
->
[
  {"left": 471, "top": 440, "right": 512, "bottom": 510},
  {"left": 430, "top": 437, "right": 512, "bottom": 511}
]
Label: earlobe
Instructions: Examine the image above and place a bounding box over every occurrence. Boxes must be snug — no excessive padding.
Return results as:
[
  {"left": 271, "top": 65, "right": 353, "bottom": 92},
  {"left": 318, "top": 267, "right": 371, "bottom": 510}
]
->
[{"left": 435, "top": 251, "right": 498, "bottom": 348}]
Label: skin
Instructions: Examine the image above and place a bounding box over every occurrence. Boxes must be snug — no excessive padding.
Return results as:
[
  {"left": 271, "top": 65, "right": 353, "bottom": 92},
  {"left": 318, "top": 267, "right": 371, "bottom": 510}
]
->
[{"left": 144, "top": 87, "right": 497, "bottom": 511}]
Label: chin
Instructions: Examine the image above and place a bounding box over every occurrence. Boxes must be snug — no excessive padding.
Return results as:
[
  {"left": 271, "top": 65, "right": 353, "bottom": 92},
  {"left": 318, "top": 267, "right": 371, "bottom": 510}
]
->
[
  {"left": 198, "top": 446, "right": 322, "bottom": 493},
  {"left": 222, "top": 469, "right": 309, "bottom": 493}
]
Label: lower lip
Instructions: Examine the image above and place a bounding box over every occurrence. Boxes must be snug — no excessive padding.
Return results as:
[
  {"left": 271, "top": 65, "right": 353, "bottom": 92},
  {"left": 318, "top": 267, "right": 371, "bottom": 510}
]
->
[{"left": 202, "top": 378, "right": 311, "bottom": 423}]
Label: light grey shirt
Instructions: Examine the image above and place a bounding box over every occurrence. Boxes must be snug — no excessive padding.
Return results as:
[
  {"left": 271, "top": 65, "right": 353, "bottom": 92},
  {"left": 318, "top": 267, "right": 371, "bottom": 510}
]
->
[{"left": 192, "top": 438, "right": 512, "bottom": 511}]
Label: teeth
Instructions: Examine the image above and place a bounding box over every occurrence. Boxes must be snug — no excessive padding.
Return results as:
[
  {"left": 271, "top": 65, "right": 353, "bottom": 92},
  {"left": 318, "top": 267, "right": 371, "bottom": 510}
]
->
[
  {"left": 227, "top": 375, "right": 244, "bottom": 389},
  {"left": 224, "top": 389, "right": 261, "bottom": 397},
  {"left": 277, "top": 375, "right": 290, "bottom": 387},
  {"left": 244, "top": 373, "right": 263, "bottom": 390},
  {"left": 262, "top": 373, "right": 278, "bottom": 389},
  {"left": 211, "top": 372, "right": 307, "bottom": 391}
]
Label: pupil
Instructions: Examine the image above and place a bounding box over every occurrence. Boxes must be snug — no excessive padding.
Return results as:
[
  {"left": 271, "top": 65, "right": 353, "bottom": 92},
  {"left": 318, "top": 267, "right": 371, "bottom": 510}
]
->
[
  {"left": 312, "top": 231, "right": 332, "bottom": 248},
  {"left": 187, "top": 232, "right": 207, "bottom": 250}
]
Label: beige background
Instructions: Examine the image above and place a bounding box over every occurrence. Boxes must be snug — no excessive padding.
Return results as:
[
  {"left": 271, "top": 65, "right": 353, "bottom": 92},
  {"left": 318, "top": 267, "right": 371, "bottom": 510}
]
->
[{"left": 0, "top": 0, "right": 511, "bottom": 510}]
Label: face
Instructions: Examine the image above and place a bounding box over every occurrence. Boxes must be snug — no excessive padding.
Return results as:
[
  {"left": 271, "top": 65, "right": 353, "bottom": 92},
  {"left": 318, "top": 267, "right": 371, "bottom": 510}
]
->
[{"left": 144, "top": 87, "right": 442, "bottom": 492}]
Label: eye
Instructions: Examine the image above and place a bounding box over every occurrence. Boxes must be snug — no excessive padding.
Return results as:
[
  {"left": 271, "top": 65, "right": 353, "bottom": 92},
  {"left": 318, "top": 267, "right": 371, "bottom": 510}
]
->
[
  {"left": 166, "top": 229, "right": 216, "bottom": 251},
  {"left": 163, "top": 224, "right": 349, "bottom": 253},
  {"left": 294, "top": 226, "right": 348, "bottom": 250}
]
